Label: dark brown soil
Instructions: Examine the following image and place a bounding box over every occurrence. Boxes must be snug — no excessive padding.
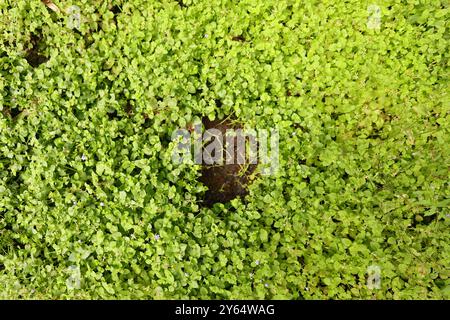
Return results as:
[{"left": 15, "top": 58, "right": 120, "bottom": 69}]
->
[
  {"left": 25, "top": 31, "right": 48, "bottom": 67},
  {"left": 199, "top": 117, "right": 257, "bottom": 207},
  {"left": 231, "top": 35, "right": 246, "bottom": 42}
]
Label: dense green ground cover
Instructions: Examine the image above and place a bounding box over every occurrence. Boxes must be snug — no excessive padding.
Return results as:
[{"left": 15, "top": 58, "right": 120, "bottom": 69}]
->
[{"left": 0, "top": 0, "right": 449, "bottom": 299}]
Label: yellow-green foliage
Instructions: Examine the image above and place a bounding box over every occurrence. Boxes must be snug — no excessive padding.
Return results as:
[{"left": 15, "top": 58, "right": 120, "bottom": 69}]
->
[{"left": 0, "top": 0, "right": 448, "bottom": 299}]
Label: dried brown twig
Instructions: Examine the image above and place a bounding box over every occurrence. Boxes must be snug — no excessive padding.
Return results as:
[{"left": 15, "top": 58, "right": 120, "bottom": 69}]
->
[{"left": 41, "top": 0, "right": 61, "bottom": 13}]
